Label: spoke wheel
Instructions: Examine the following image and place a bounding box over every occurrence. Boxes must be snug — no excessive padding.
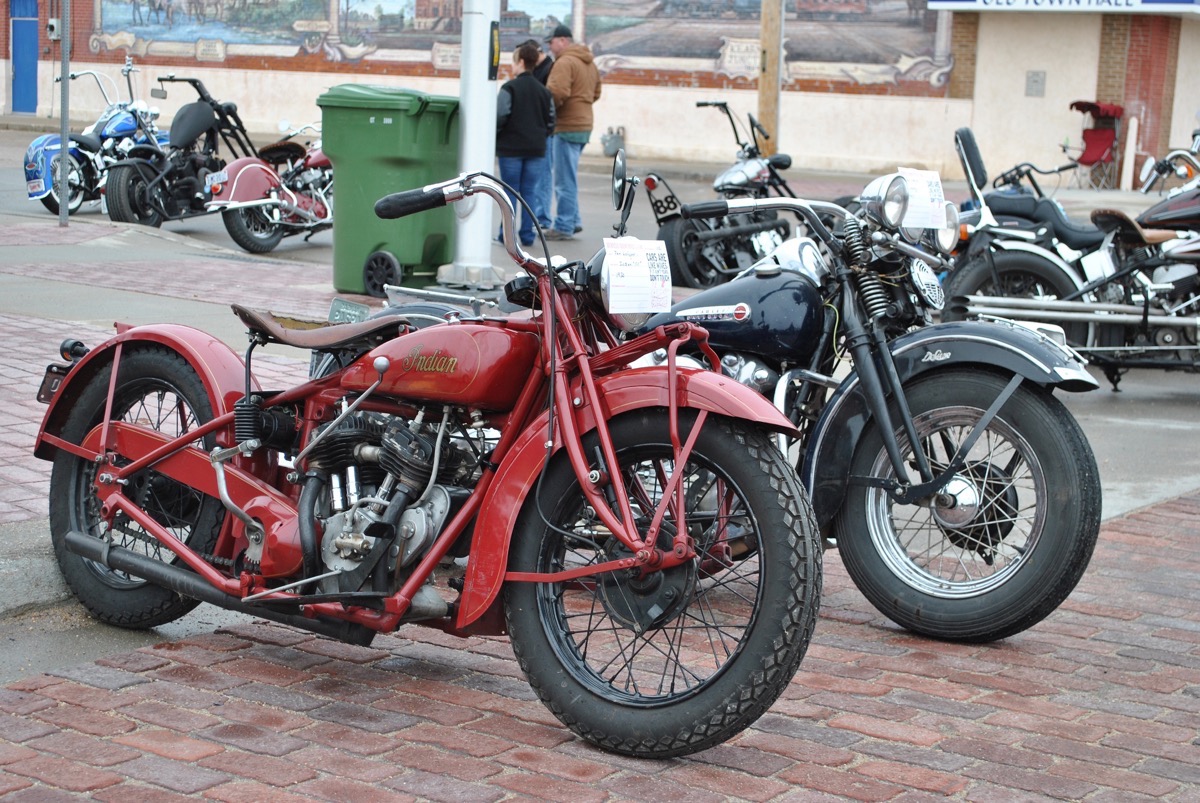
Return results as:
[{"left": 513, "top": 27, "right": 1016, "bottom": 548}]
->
[
  {"left": 40, "top": 152, "right": 86, "bottom": 215},
  {"left": 659, "top": 217, "right": 725, "bottom": 289},
  {"left": 836, "top": 369, "right": 1101, "bottom": 642},
  {"left": 943, "top": 251, "right": 1090, "bottom": 345},
  {"left": 506, "top": 410, "right": 821, "bottom": 758},
  {"left": 49, "top": 347, "right": 224, "bottom": 628},
  {"left": 222, "top": 207, "right": 285, "bottom": 253}
]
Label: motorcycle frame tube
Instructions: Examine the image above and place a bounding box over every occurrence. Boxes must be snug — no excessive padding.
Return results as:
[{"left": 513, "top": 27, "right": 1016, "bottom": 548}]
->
[
  {"left": 35, "top": 324, "right": 256, "bottom": 462},
  {"left": 800, "top": 318, "right": 1097, "bottom": 532}
]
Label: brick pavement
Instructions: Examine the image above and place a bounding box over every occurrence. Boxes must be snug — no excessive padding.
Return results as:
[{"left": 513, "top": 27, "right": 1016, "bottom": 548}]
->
[{"left": 2, "top": 205, "right": 1199, "bottom": 800}]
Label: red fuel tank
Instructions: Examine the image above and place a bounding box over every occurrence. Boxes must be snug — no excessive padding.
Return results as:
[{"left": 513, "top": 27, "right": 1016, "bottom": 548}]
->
[{"left": 340, "top": 323, "right": 540, "bottom": 411}]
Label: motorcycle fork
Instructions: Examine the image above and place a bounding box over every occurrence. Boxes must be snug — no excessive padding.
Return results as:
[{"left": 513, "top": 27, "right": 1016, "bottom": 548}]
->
[
  {"left": 841, "top": 286, "right": 1024, "bottom": 505},
  {"left": 542, "top": 285, "right": 704, "bottom": 574}
]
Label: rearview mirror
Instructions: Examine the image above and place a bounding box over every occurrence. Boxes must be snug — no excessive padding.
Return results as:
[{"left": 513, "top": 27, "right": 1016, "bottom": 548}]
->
[
  {"left": 150, "top": 87, "right": 167, "bottom": 100},
  {"left": 611, "top": 149, "right": 627, "bottom": 210}
]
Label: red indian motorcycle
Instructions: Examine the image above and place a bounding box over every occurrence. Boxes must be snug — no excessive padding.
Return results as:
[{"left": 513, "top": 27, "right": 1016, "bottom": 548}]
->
[
  {"left": 32, "top": 164, "right": 821, "bottom": 759},
  {"left": 206, "top": 123, "right": 332, "bottom": 254}
]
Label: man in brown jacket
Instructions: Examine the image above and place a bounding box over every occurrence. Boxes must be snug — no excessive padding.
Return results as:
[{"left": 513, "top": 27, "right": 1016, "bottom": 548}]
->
[{"left": 544, "top": 23, "right": 602, "bottom": 240}]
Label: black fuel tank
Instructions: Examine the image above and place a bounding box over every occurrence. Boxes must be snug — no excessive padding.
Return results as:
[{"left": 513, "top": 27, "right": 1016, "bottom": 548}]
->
[
  {"left": 1138, "top": 185, "right": 1200, "bottom": 230},
  {"left": 641, "top": 269, "right": 824, "bottom": 365},
  {"left": 169, "top": 102, "right": 218, "bottom": 149}
]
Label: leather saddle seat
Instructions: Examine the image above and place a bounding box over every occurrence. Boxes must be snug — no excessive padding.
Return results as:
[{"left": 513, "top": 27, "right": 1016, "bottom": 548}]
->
[{"left": 231, "top": 304, "right": 407, "bottom": 351}]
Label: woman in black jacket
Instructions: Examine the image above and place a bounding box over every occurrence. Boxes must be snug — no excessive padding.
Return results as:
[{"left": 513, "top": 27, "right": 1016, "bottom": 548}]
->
[{"left": 497, "top": 42, "right": 556, "bottom": 247}]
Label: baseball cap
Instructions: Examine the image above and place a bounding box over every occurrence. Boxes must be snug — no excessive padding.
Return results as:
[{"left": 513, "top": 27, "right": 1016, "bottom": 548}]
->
[{"left": 544, "top": 24, "right": 573, "bottom": 42}]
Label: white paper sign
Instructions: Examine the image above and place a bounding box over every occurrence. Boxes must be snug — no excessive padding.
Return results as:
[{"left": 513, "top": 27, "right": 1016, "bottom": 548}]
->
[
  {"left": 602, "top": 237, "right": 673, "bottom": 313},
  {"left": 898, "top": 167, "right": 946, "bottom": 229}
]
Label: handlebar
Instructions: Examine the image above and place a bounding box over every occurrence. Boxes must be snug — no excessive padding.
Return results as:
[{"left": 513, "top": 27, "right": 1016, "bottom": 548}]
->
[
  {"left": 1138, "top": 150, "right": 1200, "bottom": 193},
  {"left": 374, "top": 174, "right": 545, "bottom": 277},
  {"left": 375, "top": 187, "right": 449, "bottom": 219}
]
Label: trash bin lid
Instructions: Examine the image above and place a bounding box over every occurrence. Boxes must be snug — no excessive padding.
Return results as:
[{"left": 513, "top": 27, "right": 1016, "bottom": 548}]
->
[{"left": 317, "top": 84, "right": 430, "bottom": 115}]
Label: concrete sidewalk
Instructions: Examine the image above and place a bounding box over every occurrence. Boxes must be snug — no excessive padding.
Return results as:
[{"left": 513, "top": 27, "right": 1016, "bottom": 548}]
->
[{"left": 2, "top": 162, "right": 1198, "bottom": 799}]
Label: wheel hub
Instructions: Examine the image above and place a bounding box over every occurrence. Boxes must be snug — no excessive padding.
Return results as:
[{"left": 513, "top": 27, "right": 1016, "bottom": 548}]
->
[
  {"left": 599, "top": 538, "right": 696, "bottom": 634},
  {"left": 934, "top": 462, "right": 1019, "bottom": 560},
  {"left": 930, "top": 474, "right": 981, "bottom": 528}
]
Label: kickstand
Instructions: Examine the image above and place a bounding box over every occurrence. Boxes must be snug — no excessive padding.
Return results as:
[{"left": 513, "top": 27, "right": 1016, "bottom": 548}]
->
[{"left": 1103, "top": 367, "right": 1124, "bottom": 391}]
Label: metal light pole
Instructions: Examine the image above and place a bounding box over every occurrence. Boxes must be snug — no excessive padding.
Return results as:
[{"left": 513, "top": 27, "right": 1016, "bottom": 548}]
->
[
  {"left": 439, "top": 0, "right": 502, "bottom": 289},
  {"left": 58, "top": 0, "right": 71, "bottom": 227}
]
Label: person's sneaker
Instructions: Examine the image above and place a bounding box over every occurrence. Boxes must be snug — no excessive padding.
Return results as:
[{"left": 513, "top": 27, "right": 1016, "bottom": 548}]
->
[
  {"left": 574, "top": 226, "right": 583, "bottom": 234},
  {"left": 545, "top": 229, "right": 574, "bottom": 240}
]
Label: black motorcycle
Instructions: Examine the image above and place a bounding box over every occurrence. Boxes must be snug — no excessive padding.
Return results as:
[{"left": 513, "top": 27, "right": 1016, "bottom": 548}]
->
[
  {"left": 105, "top": 75, "right": 257, "bottom": 228},
  {"left": 639, "top": 177, "right": 1103, "bottom": 642},
  {"left": 943, "top": 127, "right": 1200, "bottom": 390},
  {"left": 643, "top": 101, "right": 796, "bottom": 289}
]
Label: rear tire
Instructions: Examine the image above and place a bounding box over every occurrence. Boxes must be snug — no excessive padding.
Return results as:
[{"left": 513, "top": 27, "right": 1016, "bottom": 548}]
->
[
  {"left": 943, "top": 250, "right": 1089, "bottom": 345},
  {"left": 505, "top": 410, "right": 821, "bottom": 758},
  {"left": 222, "top": 207, "right": 285, "bottom": 253},
  {"left": 107, "top": 164, "right": 164, "bottom": 228},
  {"left": 49, "top": 347, "right": 225, "bottom": 629},
  {"left": 659, "top": 217, "right": 724, "bottom": 289}
]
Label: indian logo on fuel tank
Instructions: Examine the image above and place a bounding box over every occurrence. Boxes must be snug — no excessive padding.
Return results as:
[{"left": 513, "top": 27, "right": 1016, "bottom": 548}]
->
[
  {"left": 402, "top": 346, "right": 458, "bottom": 374},
  {"left": 679, "top": 302, "right": 752, "bottom": 323}
]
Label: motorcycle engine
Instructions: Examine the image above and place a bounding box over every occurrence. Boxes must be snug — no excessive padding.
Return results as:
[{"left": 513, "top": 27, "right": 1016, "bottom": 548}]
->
[
  {"left": 1151, "top": 263, "right": 1200, "bottom": 310},
  {"left": 300, "top": 409, "right": 479, "bottom": 612}
]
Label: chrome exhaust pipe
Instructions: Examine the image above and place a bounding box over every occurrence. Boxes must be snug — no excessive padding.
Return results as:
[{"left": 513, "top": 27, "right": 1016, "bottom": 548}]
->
[
  {"left": 951, "top": 295, "right": 1200, "bottom": 330},
  {"left": 63, "top": 530, "right": 375, "bottom": 645}
]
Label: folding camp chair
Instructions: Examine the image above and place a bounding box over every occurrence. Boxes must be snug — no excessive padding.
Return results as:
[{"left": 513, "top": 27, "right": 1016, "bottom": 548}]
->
[{"left": 1062, "top": 100, "right": 1124, "bottom": 189}]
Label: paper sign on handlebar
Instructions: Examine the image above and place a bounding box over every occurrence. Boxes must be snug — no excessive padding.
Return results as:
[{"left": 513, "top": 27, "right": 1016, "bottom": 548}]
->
[{"left": 602, "top": 237, "right": 673, "bottom": 314}]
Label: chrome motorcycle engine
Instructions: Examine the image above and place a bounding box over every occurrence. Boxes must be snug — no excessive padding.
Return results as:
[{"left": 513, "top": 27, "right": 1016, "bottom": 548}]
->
[{"left": 301, "top": 409, "right": 479, "bottom": 611}]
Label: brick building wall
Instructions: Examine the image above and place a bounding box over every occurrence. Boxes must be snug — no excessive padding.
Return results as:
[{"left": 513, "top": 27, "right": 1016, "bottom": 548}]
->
[{"left": 948, "top": 12, "right": 977, "bottom": 101}]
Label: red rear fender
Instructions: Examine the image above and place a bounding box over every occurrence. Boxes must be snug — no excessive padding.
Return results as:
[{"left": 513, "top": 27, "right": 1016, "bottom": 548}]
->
[
  {"left": 210, "top": 157, "right": 279, "bottom": 205},
  {"left": 34, "top": 323, "right": 254, "bottom": 461}
]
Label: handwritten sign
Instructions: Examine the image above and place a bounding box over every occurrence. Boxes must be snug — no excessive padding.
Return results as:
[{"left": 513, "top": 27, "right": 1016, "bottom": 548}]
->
[
  {"left": 898, "top": 167, "right": 946, "bottom": 229},
  {"left": 602, "top": 238, "right": 672, "bottom": 314}
]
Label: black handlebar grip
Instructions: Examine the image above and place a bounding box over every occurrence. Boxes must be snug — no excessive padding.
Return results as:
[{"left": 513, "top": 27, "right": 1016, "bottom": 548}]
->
[
  {"left": 954, "top": 127, "right": 989, "bottom": 190},
  {"left": 375, "top": 187, "right": 448, "bottom": 219},
  {"left": 681, "top": 201, "right": 730, "bottom": 220}
]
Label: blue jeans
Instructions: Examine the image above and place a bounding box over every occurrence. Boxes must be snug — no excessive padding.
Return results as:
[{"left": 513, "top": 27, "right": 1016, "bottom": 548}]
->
[
  {"left": 551, "top": 135, "right": 585, "bottom": 234},
  {"left": 498, "top": 153, "right": 550, "bottom": 246}
]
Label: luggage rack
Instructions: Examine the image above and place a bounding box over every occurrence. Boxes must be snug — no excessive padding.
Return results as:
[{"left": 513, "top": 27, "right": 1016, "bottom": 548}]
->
[{"left": 1061, "top": 100, "right": 1124, "bottom": 190}]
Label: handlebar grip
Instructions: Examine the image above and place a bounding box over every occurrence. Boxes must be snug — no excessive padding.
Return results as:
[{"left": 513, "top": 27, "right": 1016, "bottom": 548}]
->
[
  {"left": 695, "top": 101, "right": 724, "bottom": 108},
  {"left": 375, "top": 187, "right": 448, "bottom": 219},
  {"left": 681, "top": 201, "right": 730, "bottom": 220}
]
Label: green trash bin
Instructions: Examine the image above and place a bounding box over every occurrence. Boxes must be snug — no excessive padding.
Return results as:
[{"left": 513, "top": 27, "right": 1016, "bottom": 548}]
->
[{"left": 317, "top": 85, "right": 460, "bottom": 296}]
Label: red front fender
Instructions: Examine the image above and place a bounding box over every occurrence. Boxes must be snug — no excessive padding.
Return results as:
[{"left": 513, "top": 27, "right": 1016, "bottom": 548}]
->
[
  {"left": 455, "top": 366, "right": 796, "bottom": 628},
  {"left": 34, "top": 323, "right": 255, "bottom": 461},
  {"left": 208, "top": 157, "right": 279, "bottom": 206}
]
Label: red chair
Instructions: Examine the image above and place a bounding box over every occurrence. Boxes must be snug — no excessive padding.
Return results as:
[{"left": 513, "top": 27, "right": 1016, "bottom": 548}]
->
[{"left": 1063, "top": 101, "right": 1124, "bottom": 189}]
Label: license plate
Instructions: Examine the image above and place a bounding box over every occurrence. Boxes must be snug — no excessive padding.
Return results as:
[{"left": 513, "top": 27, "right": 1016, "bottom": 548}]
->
[
  {"left": 37, "top": 364, "right": 70, "bottom": 404},
  {"left": 205, "top": 170, "right": 228, "bottom": 190},
  {"left": 327, "top": 298, "right": 371, "bottom": 323},
  {"left": 27, "top": 179, "right": 45, "bottom": 195}
]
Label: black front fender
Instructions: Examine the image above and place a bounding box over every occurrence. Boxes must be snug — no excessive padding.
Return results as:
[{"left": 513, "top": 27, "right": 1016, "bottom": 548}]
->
[{"left": 800, "top": 318, "right": 1097, "bottom": 531}]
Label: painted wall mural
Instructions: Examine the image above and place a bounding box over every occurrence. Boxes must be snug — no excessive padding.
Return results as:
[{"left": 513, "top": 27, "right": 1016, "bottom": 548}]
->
[{"left": 88, "top": 0, "right": 950, "bottom": 92}]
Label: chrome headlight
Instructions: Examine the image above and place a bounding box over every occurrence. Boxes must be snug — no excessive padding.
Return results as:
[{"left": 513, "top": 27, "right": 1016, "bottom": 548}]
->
[
  {"left": 936, "top": 201, "right": 961, "bottom": 255},
  {"left": 859, "top": 173, "right": 909, "bottom": 230}
]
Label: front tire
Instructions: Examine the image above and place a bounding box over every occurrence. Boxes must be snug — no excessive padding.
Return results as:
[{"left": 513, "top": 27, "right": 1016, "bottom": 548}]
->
[
  {"left": 40, "top": 152, "right": 86, "bottom": 215},
  {"left": 505, "top": 410, "right": 821, "bottom": 758},
  {"left": 835, "top": 370, "right": 1101, "bottom": 642},
  {"left": 943, "top": 250, "right": 1089, "bottom": 346},
  {"left": 222, "top": 207, "right": 285, "bottom": 253},
  {"left": 107, "top": 164, "right": 164, "bottom": 228},
  {"left": 49, "top": 347, "right": 225, "bottom": 629}
]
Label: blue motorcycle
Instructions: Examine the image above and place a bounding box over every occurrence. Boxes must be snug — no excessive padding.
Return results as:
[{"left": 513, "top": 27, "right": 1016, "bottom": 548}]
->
[{"left": 24, "top": 57, "right": 167, "bottom": 215}]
